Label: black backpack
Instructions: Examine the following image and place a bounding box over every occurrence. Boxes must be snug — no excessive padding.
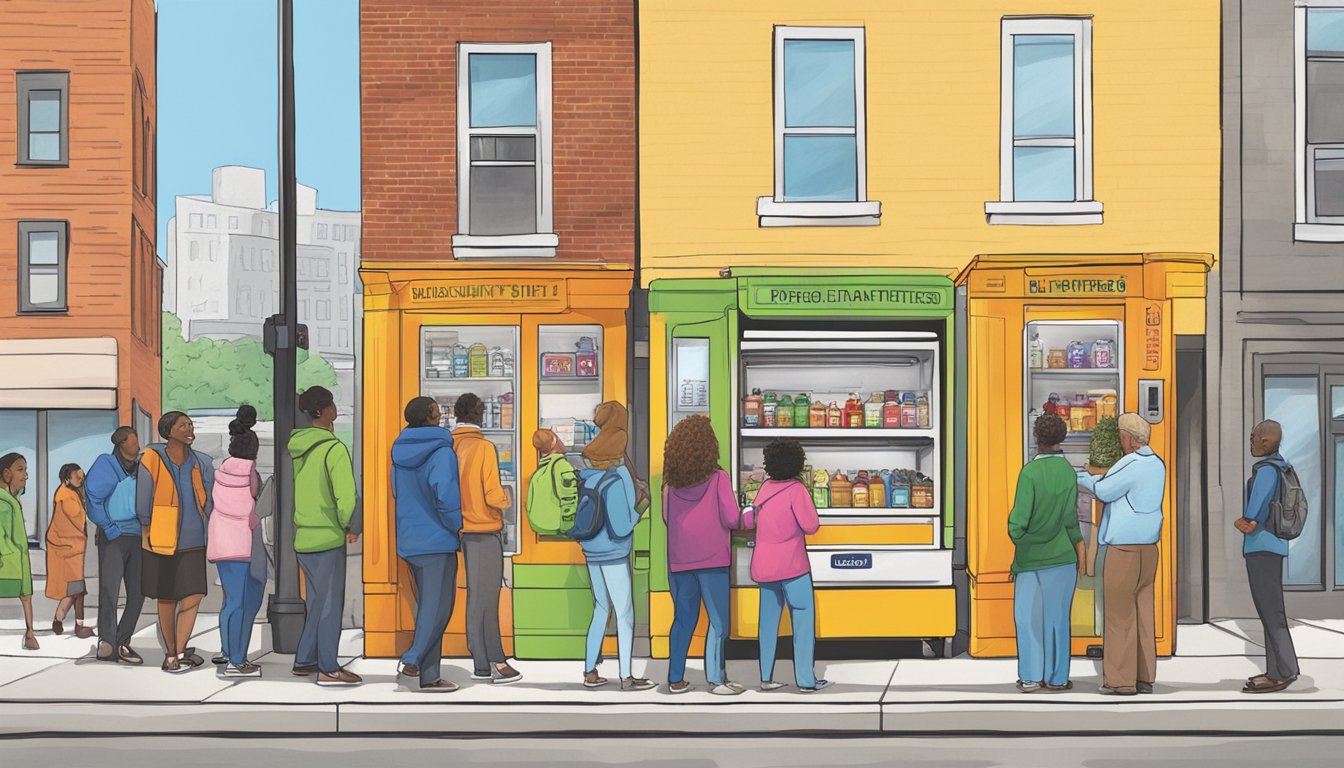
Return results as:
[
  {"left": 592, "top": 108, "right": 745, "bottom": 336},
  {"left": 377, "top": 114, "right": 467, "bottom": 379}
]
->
[{"left": 1254, "top": 460, "right": 1309, "bottom": 541}]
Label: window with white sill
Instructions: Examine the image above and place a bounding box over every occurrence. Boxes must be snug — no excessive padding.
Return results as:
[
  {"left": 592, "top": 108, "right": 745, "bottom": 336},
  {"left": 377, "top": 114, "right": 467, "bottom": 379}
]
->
[
  {"left": 758, "top": 27, "right": 879, "bottom": 227},
  {"left": 1296, "top": 6, "right": 1344, "bottom": 242},
  {"left": 453, "top": 43, "right": 558, "bottom": 258},
  {"left": 987, "top": 17, "right": 1101, "bottom": 225}
]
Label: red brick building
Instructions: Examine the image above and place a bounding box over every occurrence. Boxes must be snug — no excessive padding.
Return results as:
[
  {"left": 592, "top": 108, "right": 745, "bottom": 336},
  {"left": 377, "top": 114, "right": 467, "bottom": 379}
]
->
[
  {"left": 0, "top": 0, "right": 160, "bottom": 542},
  {"left": 359, "top": 1, "right": 637, "bottom": 659}
]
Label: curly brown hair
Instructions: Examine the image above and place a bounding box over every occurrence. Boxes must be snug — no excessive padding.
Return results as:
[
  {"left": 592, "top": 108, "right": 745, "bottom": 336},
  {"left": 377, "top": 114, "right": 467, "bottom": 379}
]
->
[{"left": 663, "top": 415, "right": 721, "bottom": 488}]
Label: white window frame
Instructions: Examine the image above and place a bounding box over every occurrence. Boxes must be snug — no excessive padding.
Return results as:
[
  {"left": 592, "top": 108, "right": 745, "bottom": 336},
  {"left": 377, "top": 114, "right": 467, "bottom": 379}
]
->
[
  {"left": 758, "top": 26, "right": 879, "bottom": 227},
  {"left": 986, "top": 16, "right": 1101, "bottom": 225},
  {"left": 452, "top": 42, "right": 558, "bottom": 258},
  {"left": 1295, "top": 2, "right": 1344, "bottom": 241}
]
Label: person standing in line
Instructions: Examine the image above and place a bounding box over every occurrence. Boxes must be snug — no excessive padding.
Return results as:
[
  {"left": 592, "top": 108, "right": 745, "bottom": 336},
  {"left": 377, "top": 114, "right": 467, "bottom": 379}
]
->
[
  {"left": 84, "top": 427, "right": 146, "bottom": 664},
  {"left": 138, "top": 412, "right": 215, "bottom": 673},
  {"left": 0, "top": 453, "right": 37, "bottom": 650},
  {"left": 743, "top": 439, "right": 828, "bottom": 692},
  {"left": 1237, "top": 420, "right": 1301, "bottom": 694},
  {"left": 1076, "top": 413, "right": 1165, "bottom": 696},
  {"left": 662, "top": 415, "right": 745, "bottom": 696},
  {"left": 452, "top": 393, "right": 523, "bottom": 685},
  {"left": 1008, "top": 414, "right": 1084, "bottom": 693},
  {"left": 392, "top": 396, "right": 464, "bottom": 692},
  {"left": 207, "top": 406, "right": 265, "bottom": 678},
  {"left": 577, "top": 401, "right": 654, "bottom": 691},
  {"left": 46, "top": 463, "right": 93, "bottom": 639},
  {"left": 290, "top": 386, "right": 362, "bottom": 686}
]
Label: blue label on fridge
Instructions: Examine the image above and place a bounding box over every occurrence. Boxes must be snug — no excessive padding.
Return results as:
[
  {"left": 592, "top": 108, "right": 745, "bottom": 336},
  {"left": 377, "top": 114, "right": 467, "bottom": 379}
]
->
[{"left": 830, "top": 553, "right": 873, "bottom": 570}]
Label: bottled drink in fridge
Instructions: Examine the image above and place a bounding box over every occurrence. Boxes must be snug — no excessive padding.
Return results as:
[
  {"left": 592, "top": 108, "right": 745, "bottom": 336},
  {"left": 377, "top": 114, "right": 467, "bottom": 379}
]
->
[
  {"left": 844, "top": 393, "right": 863, "bottom": 428},
  {"left": 916, "top": 392, "right": 931, "bottom": 430},
  {"left": 452, "top": 343, "right": 469, "bottom": 378},
  {"left": 499, "top": 392, "right": 514, "bottom": 430},
  {"left": 852, "top": 471, "right": 870, "bottom": 508},
  {"left": 794, "top": 393, "right": 811, "bottom": 429},
  {"left": 811, "top": 469, "right": 830, "bottom": 509},
  {"left": 575, "top": 336, "right": 598, "bottom": 377},
  {"left": 762, "top": 391, "right": 778, "bottom": 428},
  {"left": 1066, "top": 340, "right": 1089, "bottom": 369},
  {"left": 830, "top": 471, "right": 853, "bottom": 508},
  {"left": 777, "top": 394, "right": 794, "bottom": 428},
  {"left": 900, "top": 392, "right": 918, "bottom": 429},
  {"left": 883, "top": 390, "right": 902, "bottom": 429},
  {"left": 889, "top": 471, "right": 912, "bottom": 508},
  {"left": 1029, "top": 332, "right": 1045, "bottom": 369},
  {"left": 743, "top": 389, "right": 763, "bottom": 428},
  {"left": 469, "top": 342, "right": 489, "bottom": 377},
  {"left": 809, "top": 400, "right": 827, "bottom": 428},
  {"left": 868, "top": 471, "right": 886, "bottom": 508},
  {"left": 864, "top": 392, "right": 883, "bottom": 428},
  {"left": 912, "top": 474, "right": 935, "bottom": 509},
  {"left": 489, "top": 346, "right": 507, "bottom": 377},
  {"left": 826, "top": 402, "right": 843, "bottom": 428}
]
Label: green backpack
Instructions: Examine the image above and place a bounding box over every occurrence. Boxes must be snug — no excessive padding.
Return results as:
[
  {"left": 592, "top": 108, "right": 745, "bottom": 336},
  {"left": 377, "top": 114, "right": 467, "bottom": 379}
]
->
[{"left": 526, "top": 454, "right": 579, "bottom": 535}]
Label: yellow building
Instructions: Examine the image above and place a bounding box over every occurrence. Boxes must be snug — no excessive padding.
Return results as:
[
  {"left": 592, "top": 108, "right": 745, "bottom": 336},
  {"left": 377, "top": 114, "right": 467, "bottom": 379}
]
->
[{"left": 640, "top": 1, "right": 1219, "bottom": 658}]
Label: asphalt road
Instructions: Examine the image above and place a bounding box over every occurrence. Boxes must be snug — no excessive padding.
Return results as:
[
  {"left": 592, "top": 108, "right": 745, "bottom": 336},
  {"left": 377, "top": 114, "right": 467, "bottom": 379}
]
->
[{"left": 2, "top": 736, "right": 1339, "bottom": 767}]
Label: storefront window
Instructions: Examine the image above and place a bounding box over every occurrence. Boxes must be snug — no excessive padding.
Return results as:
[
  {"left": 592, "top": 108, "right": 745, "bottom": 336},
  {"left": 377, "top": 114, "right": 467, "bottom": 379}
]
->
[
  {"left": 46, "top": 410, "right": 118, "bottom": 531},
  {"left": 0, "top": 410, "right": 40, "bottom": 544},
  {"left": 1264, "top": 376, "right": 1324, "bottom": 587}
]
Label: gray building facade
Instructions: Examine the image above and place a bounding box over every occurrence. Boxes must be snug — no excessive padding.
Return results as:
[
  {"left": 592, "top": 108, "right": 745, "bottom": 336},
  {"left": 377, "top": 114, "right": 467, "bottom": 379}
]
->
[{"left": 1210, "top": 0, "right": 1344, "bottom": 621}]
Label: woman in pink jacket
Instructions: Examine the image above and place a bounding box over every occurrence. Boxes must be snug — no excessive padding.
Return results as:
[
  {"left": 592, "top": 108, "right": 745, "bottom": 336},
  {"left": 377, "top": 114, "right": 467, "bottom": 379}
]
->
[
  {"left": 663, "top": 415, "right": 745, "bottom": 696},
  {"left": 743, "top": 439, "right": 828, "bottom": 692},
  {"left": 207, "top": 406, "right": 263, "bottom": 678}
]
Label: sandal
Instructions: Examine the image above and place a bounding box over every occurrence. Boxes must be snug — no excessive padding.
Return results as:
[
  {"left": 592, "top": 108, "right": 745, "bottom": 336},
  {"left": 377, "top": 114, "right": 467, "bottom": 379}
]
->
[{"left": 23, "top": 633, "right": 39, "bottom": 651}]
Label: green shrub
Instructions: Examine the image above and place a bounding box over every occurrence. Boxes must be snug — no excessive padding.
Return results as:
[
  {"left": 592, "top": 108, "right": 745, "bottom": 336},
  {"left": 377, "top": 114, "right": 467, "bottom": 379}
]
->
[{"left": 1089, "top": 416, "right": 1123, "bottom": 469}]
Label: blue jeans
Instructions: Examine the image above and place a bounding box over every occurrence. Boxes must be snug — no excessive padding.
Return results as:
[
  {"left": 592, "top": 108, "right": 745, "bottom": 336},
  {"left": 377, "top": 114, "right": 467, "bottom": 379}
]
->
[
  {"left": 217, "top": 560, "right": 264, "bottom": 666},
  {"left": 401, "top": 552, "right": 459, "bottom": 686},
  {"left": 758, "top": 573, "right": 817, "bottom": 689},
  {"left": 1013, "top": 562, "right": 1077, "bottom": 686},
  {"left": 296, "top": 547, "right": 346, "bottom": 675},
  {"left": 585, "top": 558, "right": 634, "bottom": 679},
  {"left": 668, "top": 567, "right": 731, "bottom": 686}
]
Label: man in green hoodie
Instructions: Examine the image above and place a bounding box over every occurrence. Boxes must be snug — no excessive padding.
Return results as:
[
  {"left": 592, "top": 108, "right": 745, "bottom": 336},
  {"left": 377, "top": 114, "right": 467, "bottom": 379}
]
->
[{"left": 290, "top": 386, "right": 361, "bottom": 686}]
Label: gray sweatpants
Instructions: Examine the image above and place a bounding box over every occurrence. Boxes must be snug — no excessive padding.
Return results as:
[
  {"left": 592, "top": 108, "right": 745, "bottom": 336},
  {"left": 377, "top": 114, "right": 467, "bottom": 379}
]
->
[
  {"left": 296, "top": 546, "right": 346, "bottom": 675},
  {"left": 462, "top": 532, "right": 506, "bottom": 672},
  {"left": 1247, "top": 553, "right": 1300, "bottom": 680},
  {"left": 96, "top": 532, "right": 145, "bottom": 648}
]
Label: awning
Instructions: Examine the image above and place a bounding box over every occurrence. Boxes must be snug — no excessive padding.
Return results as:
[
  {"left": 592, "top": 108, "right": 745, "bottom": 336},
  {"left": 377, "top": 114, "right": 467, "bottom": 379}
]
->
[{"left": 0, "top": 337, "right": 118, "bottom": 409}]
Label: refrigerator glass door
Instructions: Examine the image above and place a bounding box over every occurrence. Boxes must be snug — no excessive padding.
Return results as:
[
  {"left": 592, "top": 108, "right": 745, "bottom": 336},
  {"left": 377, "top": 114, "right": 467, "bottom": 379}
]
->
[{"left": 538, "top": 324, "right": 604, "bottom": 463}]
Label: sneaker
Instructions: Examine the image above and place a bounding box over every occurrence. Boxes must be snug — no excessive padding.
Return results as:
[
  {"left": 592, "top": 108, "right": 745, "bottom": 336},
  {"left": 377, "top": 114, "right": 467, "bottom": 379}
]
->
[
  {"left": 760, "top": 680, "right": 786, "bottom": 691},
  {"left": 292, "top": 663, "right": 319, "bottom": 677},
  {"left": 316, "top": 670, "right": 363, "bottom": 687},
  {"left": 471, "top": 669, "right": 492, "bottom": 681},
  {"left": 222, "top": 663, "right": 262, "bottom": 678},
  {"left": 710, "top": 683, "right": 745, "bottom": 696},
  {"left": 621, "top": 676, "right": 656, "bottom": 691},
  {"left": 398, "top": 662, "right": 421, "bottom": 679},
  {"left": 96, "top": 640, "right": 118, "bottom": 663},
  {"left": 1016, "top": 680, "right": 1043, "bottom": 693},
  {"left": 419, "top": 679, "right": 458, "bottom": 693},
  {"left": 212, "top": 654, "right": 228, "bottom": 666},
  {"left": 492, "top": 663, "right": 523, "bottom": 685},
  {"left": 800, "top": 679, "right": 833, "bottom": 692},
  {"left": 668, "top": 680, "right": 693, "bottom": 694},
  {"left": 1137, "top": 682, "right": 1154, "bottom": 695},
  {"left": 583, "top": 669, "right": 609, "bottom": 689},
  {"left": 118, "top": 645, "right": 144, "bottom": 665}
]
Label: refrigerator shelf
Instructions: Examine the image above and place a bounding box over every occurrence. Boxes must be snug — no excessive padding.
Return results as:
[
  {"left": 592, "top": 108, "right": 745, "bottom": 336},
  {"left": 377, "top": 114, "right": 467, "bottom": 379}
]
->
[
  {"left": 424, "top": 375, "right": 515, "bottom": 384},
  {"left": 1027, "top": 369, "right": 1120, "bottom": 377},
  {"left": 740, "top": 428, "right": 936, "bottom": 440},
  {"left": 816, "top": 508, "right": 939, "bottom": 518}
]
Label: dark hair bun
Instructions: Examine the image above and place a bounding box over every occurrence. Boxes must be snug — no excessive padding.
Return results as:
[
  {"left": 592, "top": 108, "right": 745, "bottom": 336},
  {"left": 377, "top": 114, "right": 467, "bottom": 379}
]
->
[{"left": 230, "top": 404, "right": 258, "bottom": 435}]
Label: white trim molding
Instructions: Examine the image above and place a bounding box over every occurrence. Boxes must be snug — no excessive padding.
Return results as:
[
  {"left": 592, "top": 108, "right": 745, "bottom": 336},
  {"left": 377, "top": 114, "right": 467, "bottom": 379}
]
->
[
  {"left": 1293, "top": 223, "right": 1344, "bottom": 242},
  {"left": 450, "top": 232, "right": 559, "bottom": 259},
  {"left": 992, "top": 16, "right": 1098, "bottom": 225},
  {"left": 756, "top": 197, "right": 879, "bottom": 227}
]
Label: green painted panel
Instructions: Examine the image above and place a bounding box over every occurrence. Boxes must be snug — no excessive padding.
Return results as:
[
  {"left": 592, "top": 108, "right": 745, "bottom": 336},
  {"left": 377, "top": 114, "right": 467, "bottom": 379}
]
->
[
  {"left": 513, "top": 635, "right": 586, "bottom": 660},
  {"left": 740, "top": 274, "right": 955, "bottom": 318},
  {"left": 647, "top": 278, "right": 738, "bottom": 314},
  {"left": 513, "top": 587, "right": 594, "bottom": 630},
  {"left": 512, "top": 564, "right": 590, "bottom": 589}
]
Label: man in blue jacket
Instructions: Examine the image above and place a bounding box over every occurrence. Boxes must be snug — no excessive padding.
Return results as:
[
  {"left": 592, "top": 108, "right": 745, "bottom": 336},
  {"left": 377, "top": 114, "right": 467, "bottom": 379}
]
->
[
  {"left": 391, "top": 396, "right": 463, "bottom": 692},
  {"left": 1236, "top": 420, "right": 1300, "bottom": 693},
  {"left": 84, "top": 426, "right": 146, "bottom": 665}
]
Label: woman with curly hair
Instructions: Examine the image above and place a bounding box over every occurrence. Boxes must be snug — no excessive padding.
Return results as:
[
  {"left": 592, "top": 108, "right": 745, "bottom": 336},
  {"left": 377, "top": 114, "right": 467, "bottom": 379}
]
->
[
  {"left": 743, "top": 439, "right": 827, "bottom": 692},
  {"left": 662, "top": 415, "right": 745, "bottom": 696}
]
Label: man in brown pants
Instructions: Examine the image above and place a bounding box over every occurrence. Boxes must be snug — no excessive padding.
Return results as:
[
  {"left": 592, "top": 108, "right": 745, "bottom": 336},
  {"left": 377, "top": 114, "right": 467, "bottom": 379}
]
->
[{"left": 1077, "top": 414, "right": 1166, "bottom": 695}]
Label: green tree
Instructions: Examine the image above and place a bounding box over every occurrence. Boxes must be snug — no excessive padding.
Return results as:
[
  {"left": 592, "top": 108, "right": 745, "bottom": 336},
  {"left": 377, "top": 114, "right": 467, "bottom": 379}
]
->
[{"left": 162, "top": 312, "right": 337, "bottom": 420}]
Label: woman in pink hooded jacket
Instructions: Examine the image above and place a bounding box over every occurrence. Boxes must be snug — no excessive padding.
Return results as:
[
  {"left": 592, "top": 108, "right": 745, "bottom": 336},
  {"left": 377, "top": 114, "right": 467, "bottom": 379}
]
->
[{"left": 207, "top": 405, "right": 264, "bottom": 678}]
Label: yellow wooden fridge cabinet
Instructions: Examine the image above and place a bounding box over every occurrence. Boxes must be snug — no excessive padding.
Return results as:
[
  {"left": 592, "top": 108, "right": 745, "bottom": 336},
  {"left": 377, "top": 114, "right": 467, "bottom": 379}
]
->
[
  {"left": 359, "top": 262, "right": 632, "bottom": 658},
  {"left": 961, "top": 254, "right": 1210, "bottom": 658}
]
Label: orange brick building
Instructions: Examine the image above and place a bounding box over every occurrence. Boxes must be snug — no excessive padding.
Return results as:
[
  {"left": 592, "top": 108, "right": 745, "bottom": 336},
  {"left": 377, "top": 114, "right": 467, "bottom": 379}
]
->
[
  {"left": 0, "top": 0, "right": 160, "bottom": 542},
  {"left": 359, "top": 1, "right": 637, "bottom": 659}
]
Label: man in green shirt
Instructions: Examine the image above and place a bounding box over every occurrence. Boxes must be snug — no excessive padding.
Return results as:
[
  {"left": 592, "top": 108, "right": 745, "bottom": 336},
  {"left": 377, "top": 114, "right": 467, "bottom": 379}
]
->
[{"left": 1009, "top": 413, "right": 1085, "bottom": 693}]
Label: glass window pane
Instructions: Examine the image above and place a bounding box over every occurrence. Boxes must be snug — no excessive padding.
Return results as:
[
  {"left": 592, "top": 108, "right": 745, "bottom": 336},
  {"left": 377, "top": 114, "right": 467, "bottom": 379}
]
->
[
  {"left": 1307, "top": 61, "right": 1344, "bottom": 144},
  {"left": 1336, "top": 440, "right": 1344, "bottom": 587},
  {"left": 27, "top": 133, "right": 60, "bottom": 162},
  {"left": 783, "top": 39, "right": 856, "bottom": 128},
  {"left": 27, "top": 231, "right": 59, "bottom": 265},
  {"left": 1013, "top": 146, "right": 1075, "bottom": 201},
  {"left": 46, "top": 411, "right": 118, "bottom": 539},
  {"left": 672, "top": 337, "right": 710, "bottom": 424},
  {"left": 1013, "top": 35, "right": 1075, "bottom": 139},
  {"left": 782, "top": 134, "right": 857, "bottom": 202},
  {"left": 469, "top": 53, "right": 537, "bottom": 128},
  {"left": 0, "top": 411, "right": 39, "bottom": 542},
  {"left": 29, "top": 273, "right": 60, "bottom": 305},
  {"left": 469, "top": 165, "right": 537, "bottom": 235},
  {"left": 1264, "top": 376, "right": 1323, "bottom": 587},
  {"left": 471, "top": 135, "right": 535, "bottom": 162},
  {"left": 1333, "top": 385, "right": 1344, "bottom": 419},
  {"left": 1315, "top": 156, "right": 1344, "bottom": 217},
  {"left": 1308, "top": 9, "right": 1344, "bottom": 54},
  {"left": 28, "top": 91, "right": 60, "bottom": 132}
]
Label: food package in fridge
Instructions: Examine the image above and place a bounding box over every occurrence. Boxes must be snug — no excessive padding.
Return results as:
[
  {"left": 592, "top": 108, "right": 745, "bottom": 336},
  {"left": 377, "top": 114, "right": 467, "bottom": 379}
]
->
[{"left": 541, "top": 352, "right": 576, "bottom": 378}]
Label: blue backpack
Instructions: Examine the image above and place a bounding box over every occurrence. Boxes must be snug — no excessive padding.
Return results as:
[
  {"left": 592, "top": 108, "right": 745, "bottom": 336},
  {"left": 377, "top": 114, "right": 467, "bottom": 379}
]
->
[{"left": 567, "top": 468, "right": 619, "bottom": 542}]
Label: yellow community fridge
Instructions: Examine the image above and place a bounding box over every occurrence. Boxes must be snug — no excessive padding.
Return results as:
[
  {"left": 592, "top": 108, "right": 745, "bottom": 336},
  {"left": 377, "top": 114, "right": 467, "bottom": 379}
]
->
[
  {"left": 359, "top": 262, "right": 633, "bottom": 659},
  {"left": 961, "top": 254, "right": 1210, "bottom": 658},
  {"left": 648, "top": 270, "right": 958, "bottom": 659}
]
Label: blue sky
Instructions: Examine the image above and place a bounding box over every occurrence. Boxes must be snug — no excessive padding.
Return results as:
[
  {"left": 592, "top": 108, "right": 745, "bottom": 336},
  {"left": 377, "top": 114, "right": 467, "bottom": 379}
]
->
[{"left": 156, "top": 0, "right": 360, "bottom": 257}]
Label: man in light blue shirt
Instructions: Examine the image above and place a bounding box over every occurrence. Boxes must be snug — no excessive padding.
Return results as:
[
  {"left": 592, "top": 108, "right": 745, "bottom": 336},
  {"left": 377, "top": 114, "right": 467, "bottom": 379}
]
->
[
  {"left": 1077, "top": 413, "right": 1165, "bottom": 696},
  {"left": 1236, "top": 420, "right": 1299, "bottom": 693}
]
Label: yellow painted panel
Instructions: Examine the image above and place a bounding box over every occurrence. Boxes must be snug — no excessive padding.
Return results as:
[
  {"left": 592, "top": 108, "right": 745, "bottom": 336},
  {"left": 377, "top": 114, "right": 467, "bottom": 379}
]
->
[
  {"left": 1166, "top": 271, "right": 1208, "bottom": 299},
  {"left": 806, "top": 523, "right": 935, "bottom": 547},
  {"left": 732, "top": 587, "right": 954, "bottom": 639},
  {"left": 1173, "top": 297, "right": 1205, "bottom": 335}
]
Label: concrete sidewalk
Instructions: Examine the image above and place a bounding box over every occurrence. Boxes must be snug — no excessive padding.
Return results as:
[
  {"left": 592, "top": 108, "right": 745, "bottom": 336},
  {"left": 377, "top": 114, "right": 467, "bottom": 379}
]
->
[{"left": 0, "top": 618, "right": 1341, "bottom": 736}]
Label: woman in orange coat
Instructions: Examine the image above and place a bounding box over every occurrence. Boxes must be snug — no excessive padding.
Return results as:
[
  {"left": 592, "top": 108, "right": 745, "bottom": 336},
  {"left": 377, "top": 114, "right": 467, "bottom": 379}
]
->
[{"left": 46, "top": 463, "right": 92, "bottom": 638}]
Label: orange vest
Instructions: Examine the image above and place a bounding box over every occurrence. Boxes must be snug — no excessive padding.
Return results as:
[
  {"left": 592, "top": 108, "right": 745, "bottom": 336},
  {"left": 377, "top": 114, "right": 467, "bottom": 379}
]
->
[{"left": 141, "top": 449, "right": 208, "bottom": 556}]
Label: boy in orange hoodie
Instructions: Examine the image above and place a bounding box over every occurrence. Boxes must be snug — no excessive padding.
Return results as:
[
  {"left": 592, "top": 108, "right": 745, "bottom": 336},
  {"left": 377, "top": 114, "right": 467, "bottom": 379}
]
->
[{"left": 452, "top": 393, "right": 523, "bottom": 685}]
